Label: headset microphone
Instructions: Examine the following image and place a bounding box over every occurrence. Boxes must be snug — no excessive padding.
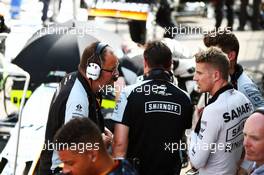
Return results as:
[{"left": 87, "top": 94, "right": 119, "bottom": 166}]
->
[
  {"left": 111, "top": 67, "right": 119, "bottom": 82},
  {"left": 112, "top": 73, "right": 119, "bottom": 82}
]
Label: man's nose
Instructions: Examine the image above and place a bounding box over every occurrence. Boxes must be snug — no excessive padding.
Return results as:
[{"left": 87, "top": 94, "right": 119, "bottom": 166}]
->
[
  {"left": 62, "top": 167, "right": 71, "bottom": 175},
  {"left": 193, "top": 74, "right": 198, "bottom": 81},
  {"left": 243, "top": 136, "right": 251, "bottom": 148}
]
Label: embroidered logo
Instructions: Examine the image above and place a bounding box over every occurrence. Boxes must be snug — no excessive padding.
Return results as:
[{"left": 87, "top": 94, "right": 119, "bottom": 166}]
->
[{"left": 76, "top": 104, "right": 83, "bottom": 112}]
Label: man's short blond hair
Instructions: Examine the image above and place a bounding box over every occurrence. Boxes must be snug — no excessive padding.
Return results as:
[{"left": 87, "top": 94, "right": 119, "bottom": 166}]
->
[{"left": 195, "top": 47, "right": 230, "bottom": 81}]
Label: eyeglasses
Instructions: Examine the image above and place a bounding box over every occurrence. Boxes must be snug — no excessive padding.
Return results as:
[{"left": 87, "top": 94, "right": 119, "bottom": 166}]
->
[
  {"left": 101, "top": 66, "right": 119, "bottom": 75},
  {"left": 101, "top": 68, "right": 116, "bottom": 73}
]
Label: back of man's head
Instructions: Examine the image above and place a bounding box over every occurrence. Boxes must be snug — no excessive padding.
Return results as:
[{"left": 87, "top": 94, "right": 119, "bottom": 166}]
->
[
  {"left": 203, "top": 30, "right": 239, "bottom": 60},
  {"left": 143, "top": 41, "right": 172, "bottom": 69},
  {"left": 195, "top": 47, "right": 230, "bottom": 81},
  {"left": 54, "top": 117, "right": 105, "bottom": 154}
]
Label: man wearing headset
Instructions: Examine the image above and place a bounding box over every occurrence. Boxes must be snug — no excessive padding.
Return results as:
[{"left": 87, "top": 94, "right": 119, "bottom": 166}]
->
[
  {"left": 243, "top": 107, "right": 264, "bottom": 175},
  {"left": 111, "top": 41, "right": 193, "bottom": 175},
  {"left": 38, "top": 41, "right": 119, "bottom": 175}
]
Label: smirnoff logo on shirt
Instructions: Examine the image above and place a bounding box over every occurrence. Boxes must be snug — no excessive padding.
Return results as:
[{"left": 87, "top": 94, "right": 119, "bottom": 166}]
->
[{"left": 145, "top": 101, "right": 181, "bottom": 115}]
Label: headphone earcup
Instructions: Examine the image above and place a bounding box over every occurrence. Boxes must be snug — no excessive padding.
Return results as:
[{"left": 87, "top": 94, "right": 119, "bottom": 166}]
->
[
  {"left": 86, "top": 63, "right": 101, "bottom": 80},
  {"left": 85, "top": 42, "right": 108, "bottom": 80}
]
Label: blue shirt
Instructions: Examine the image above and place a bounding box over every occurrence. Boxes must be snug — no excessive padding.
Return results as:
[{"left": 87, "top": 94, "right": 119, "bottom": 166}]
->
[{"left": 251, "top": 162, "right": 264, "bottom": 175}]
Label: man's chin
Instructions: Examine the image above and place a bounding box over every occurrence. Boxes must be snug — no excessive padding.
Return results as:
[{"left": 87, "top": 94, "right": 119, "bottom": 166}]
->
[
  {"left": 197, "top": 88, "right": 204, "bottom": 93},
  {"left": 245, "top": 154, "right": 254, "bottom": 161}
]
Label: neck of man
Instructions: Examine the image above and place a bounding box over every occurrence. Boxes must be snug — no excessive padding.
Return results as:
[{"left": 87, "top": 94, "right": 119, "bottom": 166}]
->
[
  {"left": 210, "top": 80, "right": 228, "bottom": 96},
  {"left": 88, "top": 79, "right": 100, "bottom": 94},
  {"left": 95, "top": 153, "right": 115, "bottom": 175},
  {"left": 229, "top": 61, "right": 236, "bottom": 75},
  {"left": 256, "top": 161, "right": 264, "bottom": 168},
  {"left": 144, "top": 66, "right": 170, "bottom": 75}
]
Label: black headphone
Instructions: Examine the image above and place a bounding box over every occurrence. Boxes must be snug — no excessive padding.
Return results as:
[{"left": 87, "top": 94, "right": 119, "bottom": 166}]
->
[
  {"left": 86, "top": 42, "right": 108, "bottom": 80},
  {"left": 253, "top": 107, "right": 264, "bottom": 115}
]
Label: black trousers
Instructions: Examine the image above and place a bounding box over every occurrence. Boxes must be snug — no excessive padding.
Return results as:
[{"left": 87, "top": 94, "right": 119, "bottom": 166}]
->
[
  {"left": 41, "top": 0, "right": 62, "bottom": 21},
  {"left": 128, "top": 20, "right": 146, "bottom": 45},
  {"left": 239, "top": 0, "right": 261, "bottom": 29},
  {"left": 127, "top": 0, "right": 175, "bottom": 44},
  {"left": 214, "top": 0, "right": 234, "bottom": 29},
  {"left": 156, "top": 0, "right": 175, "bottom": 38}
]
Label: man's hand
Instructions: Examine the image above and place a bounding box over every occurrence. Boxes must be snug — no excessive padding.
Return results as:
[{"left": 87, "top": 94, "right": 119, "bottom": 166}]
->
[
  {"left": 192, "top": 106, "right": 204, "bottom": 130},
  {"left": 102, "top": 127, "right": 113, "bottom": 149}
]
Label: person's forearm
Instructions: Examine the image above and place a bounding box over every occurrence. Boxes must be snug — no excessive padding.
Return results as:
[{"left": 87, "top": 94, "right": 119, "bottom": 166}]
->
[{"left": 112, "top": 141, "right": 127, "bottom": 158}]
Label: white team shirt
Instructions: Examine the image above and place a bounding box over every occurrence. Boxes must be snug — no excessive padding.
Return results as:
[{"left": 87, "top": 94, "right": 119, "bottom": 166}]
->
[{"left": 189, "top": 88, "right": 254, "bottom": 175}]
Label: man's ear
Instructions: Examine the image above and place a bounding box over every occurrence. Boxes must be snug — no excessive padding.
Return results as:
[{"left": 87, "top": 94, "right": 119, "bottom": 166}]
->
[
  {"left": 143, "top": 57, "right": 152, "bottom": 74},
  {"left": 213, "top": 70, "right": 221, "bottom": 82},
  {"left": 86, "top": 149, "right": 99, "bottom": 163},
  {"left": 227, "top": 51, "right": 236, "bottom": 61},
  {"left": 144, "top": 57, "right": 148, "bottom": 69}
]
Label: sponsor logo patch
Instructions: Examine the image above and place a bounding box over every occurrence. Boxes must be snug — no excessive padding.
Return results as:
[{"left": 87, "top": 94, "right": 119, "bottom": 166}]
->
[
  {"left": 226, "top": 117, "right": 247, "bottom": 142},
  {"left": 76, "top": 104, "right": 83, "bottom": 112},
  {"left": 145, "top": 101, "right": 181, "bottom": 115}
]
